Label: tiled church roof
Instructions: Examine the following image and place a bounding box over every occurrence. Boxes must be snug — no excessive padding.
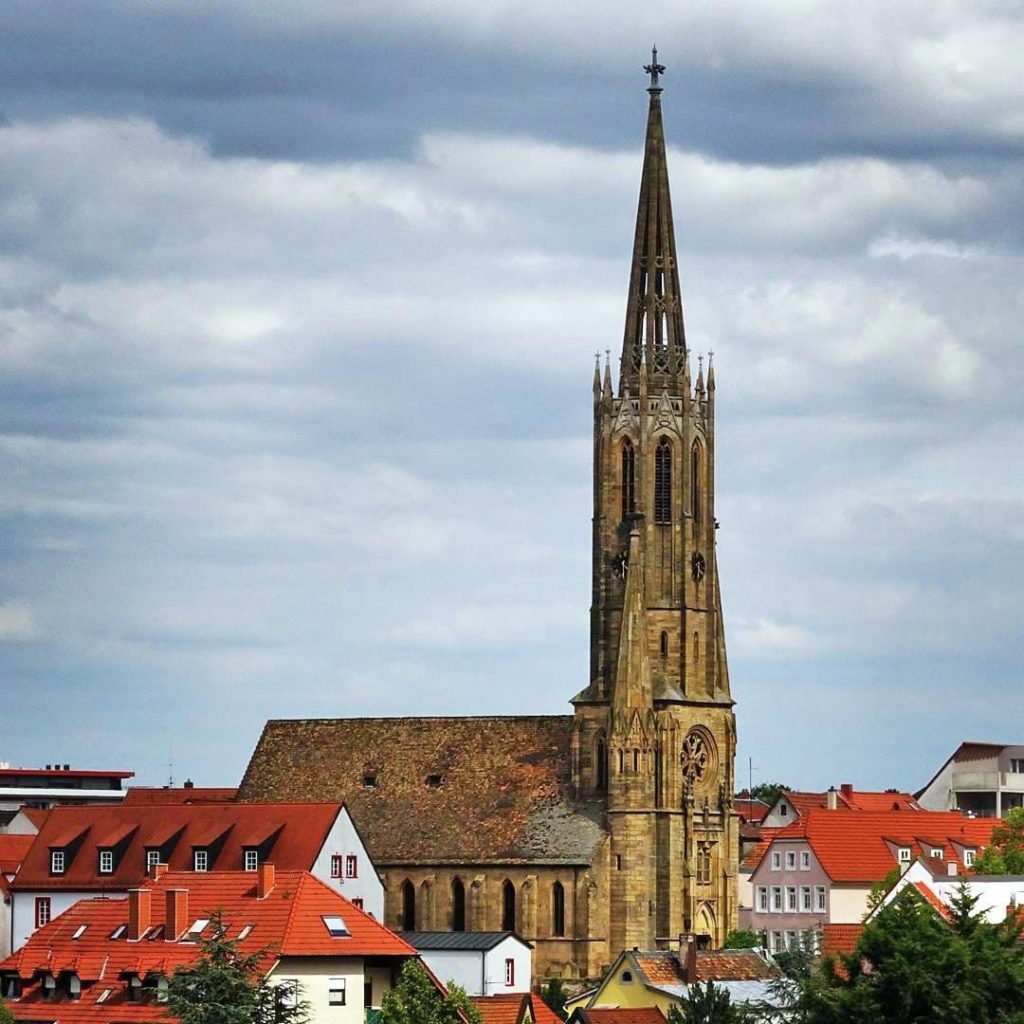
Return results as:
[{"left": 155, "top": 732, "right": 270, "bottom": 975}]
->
[{"left": 237, "top": 716, "right": 607, "bottom": 864}]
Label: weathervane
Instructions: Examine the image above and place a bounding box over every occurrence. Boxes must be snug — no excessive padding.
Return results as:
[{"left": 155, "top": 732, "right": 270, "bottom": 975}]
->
[{"left": 644, "top": 46, "right": 665, "bottom": 94}]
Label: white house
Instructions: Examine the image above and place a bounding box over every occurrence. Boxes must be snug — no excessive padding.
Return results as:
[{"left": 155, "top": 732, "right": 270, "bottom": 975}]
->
[{"left": 400, "top": 931, "right": 532, "bottom": 995}]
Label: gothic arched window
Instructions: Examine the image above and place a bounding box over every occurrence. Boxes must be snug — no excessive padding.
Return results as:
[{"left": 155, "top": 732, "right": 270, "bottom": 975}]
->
[
  {"left": 595, "top": 735, "right": 608, "bottom": 792},
  {"left": 655, "top": 437, "right": 672, "bottom": 524},
  {"left": 401, "top": 880, "right": 416, "bottom": 931},
  {"left": 552, "top": 882, "right": 566, "bottom": 937},
  {"left": 690, "top": 442, "right": 702, "bottom": 524},
  {"left": 621, "top": 439, "right": 636, "bottom": 520},
  {"left": 451, "top": 878, "right": 466, "bottom": 932},
  {"left": 502, "top": 880, "right": 516, "bottom": 932}
]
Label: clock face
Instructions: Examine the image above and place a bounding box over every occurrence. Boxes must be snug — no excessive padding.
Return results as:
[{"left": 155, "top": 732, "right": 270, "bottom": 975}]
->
[{"left": 691, "top": 551, "right": 706, "bottom": 582}]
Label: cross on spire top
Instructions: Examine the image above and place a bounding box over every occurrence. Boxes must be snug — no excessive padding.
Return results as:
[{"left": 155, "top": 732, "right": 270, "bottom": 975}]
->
[{"left": 644, "top": 46, "right": 665, "bottom": 94}]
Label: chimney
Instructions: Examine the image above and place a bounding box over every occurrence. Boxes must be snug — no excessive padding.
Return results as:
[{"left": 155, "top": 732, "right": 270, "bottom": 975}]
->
[
  {"left": 128, "top": 888, "right": 152, "bottom": 941},
  {"left": 184, "top": 779, "right": 194, "bottom": 789},
  {"left": 257, "top": 862, "right": 275, "bottom": 899},
  {"left": 680, "top": 932, "right": 698, "bottom": 983},
  {"left": 148, "top": 862, "right": 168, "bottom": 880},
  {"left": 826, "top": 787, "right": 838, "bottom": 811},
  {"left": 840, "top": 783, "right": 853, "bottom": 801},
  {"left": 165, "top": 888, "right": 189, "bottom": 941}
]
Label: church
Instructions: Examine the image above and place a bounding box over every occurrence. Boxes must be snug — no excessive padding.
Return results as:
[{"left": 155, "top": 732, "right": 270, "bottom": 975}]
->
[{"left": 238, "top": 55, "right": 739, "bottom": 982}]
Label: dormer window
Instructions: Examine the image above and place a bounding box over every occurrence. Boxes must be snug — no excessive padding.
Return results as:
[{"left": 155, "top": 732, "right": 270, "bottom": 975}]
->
[
  {"left": 99, "top": 849, "right": 114, "bottom": 874},
  {"left": 931, "top": 848, "right": 944, "bottom": 859},
  {"left": 193, "top": 849, "right": 208, "bottom": 872},
  {"left": 50, "top": 850, "right": 65, "bottom": 875},
  {"left": 41, "top": 973, "right": 56, "bottom": 1000},
  {"left": 964, "top": 850, "right": 975, "bottom": 868},
  {"left": 244, "top": 849, "right": 259, "bottom": 872},
  {"left": 145, "top": 849, "right": 161, "bottom": 871},
  {"left": 68, "top": 974, "right": 81, "bottom": 1001},
  {"left": 898, "top": 847, "right": 911, "bottom": 863}
]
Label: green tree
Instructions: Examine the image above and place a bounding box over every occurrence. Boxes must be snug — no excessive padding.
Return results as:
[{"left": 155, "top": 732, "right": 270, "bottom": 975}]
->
[
  {"left": 379, "top": 960, "right": 481, "bottom": 1024},
  {"left": 749, "top": 783, "right": 790, "bottom": 807},
  {"left": 974, "top": 807, "right": 1024, "bottom": 874},
  {"left": 0, "top": 997, "right": 17, "bottom": 1024},
  {"left": 166, "top": 912, "right": 310, "bottom": 1024},
  {"left": 723, "top": 929, "right": 762, "bottom": 949},
  {"left": 540, "top": 978, "right": 569, "bottom": 1021},
  {"left": 666, "top": 982, "right": 756, "bottom": 1024},
  {"left": 789, "top": 886, "right": 1024, "bottom": 1024},
  {"left": 864, "top": 865, "right": 902, "bottom": 915}
]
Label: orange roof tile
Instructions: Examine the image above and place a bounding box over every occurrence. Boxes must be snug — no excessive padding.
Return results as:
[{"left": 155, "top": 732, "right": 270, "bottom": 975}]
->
[
  {"left": 472, "top": 993, "right": 526, "bottom": 1024},
  {"left": 821, "top": 923, "right": 861, "bottom": 957},
  {"left": 911, "top": 882, "right": 952, "bottom": 921},
  {"left": 13, "top": 802, "right": 344, "bottom": 891},
  {"left": 574, "top": 1010, "right": 665, "bottom": 1024},
  {"left": 0, "top": 835, "right": 34, "bottom": 874},
  {"left": 763, "top": 810, "right": 997, "bottom": 883},
  {"left": 694, "top": 950, "right": 775, "bottom": 982},
  {"left": 1, "top": 869, "right": 414, "bottom": 1024},
  {"left": 529, "top": 994, "right": 563, "bottom": 1024},
  {"left": 123, "top": 787, "right": 238, "bottom": 805}
]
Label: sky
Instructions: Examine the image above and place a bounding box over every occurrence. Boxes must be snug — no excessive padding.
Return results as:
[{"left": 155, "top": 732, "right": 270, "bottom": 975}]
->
[{"left": 1, "top": 1, "right": 1022, "bottom": 793}]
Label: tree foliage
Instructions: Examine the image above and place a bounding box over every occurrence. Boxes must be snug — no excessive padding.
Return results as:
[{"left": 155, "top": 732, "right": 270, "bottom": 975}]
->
[
  {"left": 540, "top": 978, "right": 569, "bottom": 1020},
  {"left": 723, "top": 929, "right": 762, "bottom": 950},
  {"left": 974, "top": 807, "right": 1024, "bottom": 875},
  {"left": 0, "top": 997, "right": 16, "bottom": 1024},
  {"left": 666, "top": 982, "right": 756, "bottom": 1024},
  {"left": 786, "top": 886, "right": 1024, "bottom": 1023},
  {"left": 748, "top": 783, "right": 790, "bottom": 807},
  {"left": 379, "top": 960, "right": 481, "bottom": 1024},
  {"left": 166, "top": 912, "right": 309, "bottom": 1024}
]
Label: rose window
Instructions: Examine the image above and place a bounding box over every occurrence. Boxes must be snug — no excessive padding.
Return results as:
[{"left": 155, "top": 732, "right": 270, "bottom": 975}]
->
[{"left": 681, "top": 731, "right": 711, "bottom": 784}]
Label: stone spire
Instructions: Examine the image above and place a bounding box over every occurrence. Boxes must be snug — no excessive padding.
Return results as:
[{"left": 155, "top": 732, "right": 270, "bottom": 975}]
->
[{"left": 620, "top": 48, "right": 687, "bottom": 391}]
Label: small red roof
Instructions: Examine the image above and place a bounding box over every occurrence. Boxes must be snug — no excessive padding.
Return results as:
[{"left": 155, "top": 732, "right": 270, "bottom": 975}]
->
[
  {"left": 821, "top": 923, "right": 861, "bottom": 957},
  {"left": 14, "top": 802, "right": 344, "bottom": 891},
  {"left": 764, "top": 810, "right": 997, "bottom": 883},
  {"left": 472, "top": 993, "right": 562, "bottom": 1024},
  {"left": 1, "top": 869, "right": 413, "bottom": 1024},
  {"left": 0, "top": 835, "right": 34, "bottom": 874},
  {"left": 911, "top": 881, "right": 952, "bottom": 921},
  {"left": 573, "top": 1010, "right": 666, "bottom": 1024}
]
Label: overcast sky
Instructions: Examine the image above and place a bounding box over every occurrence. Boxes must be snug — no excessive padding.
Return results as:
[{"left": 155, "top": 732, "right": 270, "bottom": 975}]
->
[{"left": 1, "top": 1, "right": 1022, "bottom": 793}]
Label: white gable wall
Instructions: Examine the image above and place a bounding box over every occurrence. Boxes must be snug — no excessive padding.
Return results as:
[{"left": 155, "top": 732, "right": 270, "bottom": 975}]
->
[{"left": 310, "top": 807, "right": 385, "bottom": 920}]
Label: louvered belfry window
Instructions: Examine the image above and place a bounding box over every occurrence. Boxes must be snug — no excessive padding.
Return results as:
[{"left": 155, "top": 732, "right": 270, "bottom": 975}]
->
[
  {"left": 621, "top": 439, "right": 636, "bottom": 519},
  {"left": 654, "top": 437, "right": 672, "bottom": 523}
]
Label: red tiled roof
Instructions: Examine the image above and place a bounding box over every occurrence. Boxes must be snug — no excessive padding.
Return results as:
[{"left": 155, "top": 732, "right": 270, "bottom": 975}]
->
[
  {"left": 632, "top": 949, "right": 776, "bottom": 986},
  {"left": 739, "top": 829, "right": 782, "bottom": 872},
  {"left": 778, "top": 790, "right": 919, "bottom": 816},
  {"left": 575, "top": 1010, "right": 665, "bottom": 1024},
  {"left": 767, "top": 810, "right": 997, "bottom": 882},
  {"left": 0, "top": 835, "right": 34, "bottom": 874},
  {"left": 0, "top": 769, "right": 133, "bottom": 781},
  {"left": 472, "top": 993, "right": 526, "bottom": 1024},
  {"left": 16, "top": 808, "right": 50, "bottom": 830},
  {"left": 1, "top": 869, "right": 413, "bottom": 1023},
  {"left": 911, "top": 882, "right": 952, "bottom": 921},
  {"left": 529, "top": 994, "right": 563, "bottom": 1024},
  {"left": 734, "top": 799, "right": 769, "bottom": 824},
  {"left": 123, "top": 787, "right": 238, "bottom": 805},
  {"left": 13, "top": 802, "right": 344, "bottom": 891},
  {"left": 821, "top": 923, "right": 861, "bottom": 956}
]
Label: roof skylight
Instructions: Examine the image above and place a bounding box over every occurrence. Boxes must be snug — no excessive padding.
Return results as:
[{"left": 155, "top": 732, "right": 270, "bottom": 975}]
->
[{"left": 322, "top": 915, "right": 349, "bottom": 938}]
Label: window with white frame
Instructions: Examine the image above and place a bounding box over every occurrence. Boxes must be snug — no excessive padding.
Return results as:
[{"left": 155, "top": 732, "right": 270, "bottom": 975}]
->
[
  {"left": 898, "top": 847, "right": 911, "bottom": 863},
  {"left": 1010, "top": 759, "right": 1024, "bottom": 774},
  {"left": 504, "top": 959, "right": 515, "bottom": 987},
  {"left": 757, "top": 887, "right": 769, "bottom": 912},
  {"left": 931, "top": 848, "right": 944, "bottom": 859},
  {"left": 769, "top": 931, "right": 782, "bottom": 952},
  {"left": 35, "top": 897, "right": 51, "bottom": 928},
  {"left": 328, "top": 978, "right": 346, "bottom": 1006},
  {"left": 964, "top": 850, "right": 975, "bottom": 867},
  {"left": 784, "top": 930, "right": 797, "bottom": 950},
  {"left": 50, "top": 850, "right": 65, "bottom": 875},
  {"left": 99, "top": 850, "right": 114, "bottom": 874},
  {"left": 277, "top": 980, "right": 298, "bottom": 1009},
  {"left": 146, "top": 850, "right": 160, "bottom": 871},
  {"left": 193, "top": 849, "right": 208, "bottom": 872},
  {"left": 785, "top": 851, "right": 796, "bottom": 870},
  {"left": 801, "top": 886, "right": 812, "bottom": 912},
  {"left": 330, "top": 854, "right": 342, "bottom": 878},
  {"left": 771, "top": 851, "right": 782, "bottom": 870},
  {"left": 345, "top": 854, "right": 358, "bottom": 878},
  {"left": 785, "top": 886, "right": 797, "bottom": 912},
  {"left": 814, "top": 886, "right": 826, "bottom": 912},
  {"left": 800, "top": 850, "right": 811, "bottom": 870},
  {"left": 771, "top": 886, "right": 782, "bottom": 912},
  {"left": 244, "top": 849, "right": 259, "bottom": 872}
]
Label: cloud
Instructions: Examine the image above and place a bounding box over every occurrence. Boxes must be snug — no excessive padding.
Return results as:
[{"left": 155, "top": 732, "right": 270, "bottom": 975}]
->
[{"left": 0, "top": 600, "right": 40, "bottom": 642}]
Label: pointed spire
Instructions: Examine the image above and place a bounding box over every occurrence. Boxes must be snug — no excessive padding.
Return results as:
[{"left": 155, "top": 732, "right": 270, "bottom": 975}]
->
[
  {"left": 620, "top": 51, "right": 687, "bottom": 394},
  {"left": 610, "top": 521, "right": 654, "bottom": 734},
  {"left": 603, "top": 349, "right": 613, "bottom": 398},
  {"left": 707, "top": 349, "right": 715, "bottom": 391},
  {"left": 696, "top": 353, "right": 705, "bottom": 396},
  {"left": 593, "top": 352, "right": 602, "bottom": 397}
]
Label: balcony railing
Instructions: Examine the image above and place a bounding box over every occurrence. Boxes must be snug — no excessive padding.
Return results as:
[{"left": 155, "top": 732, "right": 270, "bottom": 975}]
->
[{"left": 953, "top": 771, "right": 1024, "bottom": 791}]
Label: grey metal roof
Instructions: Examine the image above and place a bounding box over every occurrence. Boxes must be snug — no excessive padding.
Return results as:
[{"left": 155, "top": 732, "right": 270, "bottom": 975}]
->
[{"left": 399, "top": 931, "right": 522, "bottom": 952}]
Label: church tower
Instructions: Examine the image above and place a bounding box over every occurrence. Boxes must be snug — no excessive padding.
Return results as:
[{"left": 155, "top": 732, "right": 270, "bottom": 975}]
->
[{"left": 572, "top": 51, "right": 738, "bottom": 953}]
